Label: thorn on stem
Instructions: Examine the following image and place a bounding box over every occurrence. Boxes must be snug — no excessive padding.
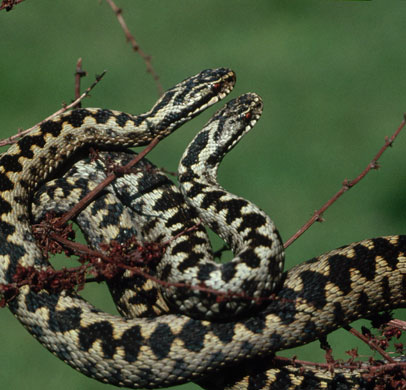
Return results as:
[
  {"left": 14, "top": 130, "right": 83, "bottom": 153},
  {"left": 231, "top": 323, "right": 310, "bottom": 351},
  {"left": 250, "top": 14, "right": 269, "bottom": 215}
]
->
[
  {"left": 385, "top": 135, "right": 394, "bottom": 147},
  {"left": 342, "top": 178, "right": 350, "bottom": 191},
  {"left": 314, "top": 212, "right": 325, "bottom": 223}
]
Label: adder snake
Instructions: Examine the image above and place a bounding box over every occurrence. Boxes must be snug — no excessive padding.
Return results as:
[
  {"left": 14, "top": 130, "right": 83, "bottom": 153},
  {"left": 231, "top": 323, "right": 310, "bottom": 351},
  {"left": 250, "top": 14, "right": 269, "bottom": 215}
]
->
[{"left": 1, "top": 69, "right": 406, "bottom": 389}]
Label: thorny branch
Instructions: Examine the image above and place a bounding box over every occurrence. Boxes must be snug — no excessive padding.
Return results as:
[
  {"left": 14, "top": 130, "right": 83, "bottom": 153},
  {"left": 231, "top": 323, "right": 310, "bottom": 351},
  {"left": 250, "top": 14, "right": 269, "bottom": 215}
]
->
[
  {"left": 74, "top": 58, "right": 87, "bottom": 103},
  {"left": 345, "top": 326, "right": 395, "bottom": 363},
  {"left": 105, "top": 0, "right": 163, "bottom": 96},
  {"left": 0, "top": 70, "right": 106, "bottom": 148},
  {"left": 284, "top": 115, "right": 406, "bottom": 249}
]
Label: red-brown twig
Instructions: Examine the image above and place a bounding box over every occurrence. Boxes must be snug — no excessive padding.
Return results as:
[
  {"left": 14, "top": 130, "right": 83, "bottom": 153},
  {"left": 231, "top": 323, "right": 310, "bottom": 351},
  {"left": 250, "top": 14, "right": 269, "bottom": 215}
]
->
[
  {"left": 74, "top": 58, "right": 87, "bottom": 103},
  {"left": 105, "top": 0, "right": 163, "bottom": 96},
  {"left": 284, "top": 116, "right": 406, "bottom": 249},
  {"left": 345, "top": 326, "right": 395, "bottom": 363},
  {"left": 0, "top": 71, "right": 106, "bottom": 148}
]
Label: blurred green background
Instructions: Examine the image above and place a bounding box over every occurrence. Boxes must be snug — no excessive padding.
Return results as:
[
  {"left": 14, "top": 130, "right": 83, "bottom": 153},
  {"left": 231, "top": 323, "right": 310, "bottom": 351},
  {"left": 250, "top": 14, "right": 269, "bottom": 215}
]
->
[{"left": 1, "top": 1, "right": 406, "bottom": 389}]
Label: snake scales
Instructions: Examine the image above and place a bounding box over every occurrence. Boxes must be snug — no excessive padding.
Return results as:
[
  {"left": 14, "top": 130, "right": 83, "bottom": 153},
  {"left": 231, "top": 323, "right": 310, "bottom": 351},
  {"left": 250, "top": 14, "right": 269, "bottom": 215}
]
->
[{"left": 1, "top": 68, "right": 406, "bottom": 389}]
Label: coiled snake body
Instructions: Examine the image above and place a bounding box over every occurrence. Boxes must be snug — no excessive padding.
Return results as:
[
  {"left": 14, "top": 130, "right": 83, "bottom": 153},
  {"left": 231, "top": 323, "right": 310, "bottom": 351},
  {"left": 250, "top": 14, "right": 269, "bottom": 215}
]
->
[
  {"left": 33, "top": 93, "right": 283, "bottom": 319},
  {"left": 1, "top": 68, "right": 406, "bottom": 389}
]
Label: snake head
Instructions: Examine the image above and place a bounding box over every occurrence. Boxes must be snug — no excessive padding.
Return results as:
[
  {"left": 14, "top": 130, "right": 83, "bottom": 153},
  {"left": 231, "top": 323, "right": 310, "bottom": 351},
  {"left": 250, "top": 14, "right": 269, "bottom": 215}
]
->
[
  {"left": 210, "top": 92, "right": 263, "bottom": 155},
  {"left": 147, "top": 68, "right": 236, "bottom": 133},
  {"left": 179, "top": 92, "right": 263, "bottom": 172}
]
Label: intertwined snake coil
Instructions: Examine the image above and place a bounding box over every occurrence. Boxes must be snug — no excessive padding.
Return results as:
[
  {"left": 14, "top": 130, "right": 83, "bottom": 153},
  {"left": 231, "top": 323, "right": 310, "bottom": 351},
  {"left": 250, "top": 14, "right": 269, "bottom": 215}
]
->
[{"left": 1, "top": 68, "right": 406, "bottom": 389}]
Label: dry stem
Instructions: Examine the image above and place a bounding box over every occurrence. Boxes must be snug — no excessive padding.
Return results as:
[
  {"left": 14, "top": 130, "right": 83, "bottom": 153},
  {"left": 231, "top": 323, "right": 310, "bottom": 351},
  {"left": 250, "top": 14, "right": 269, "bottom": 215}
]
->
[
  {"left": 105, "top": 0, "right": 163, "bottom": 96},
  {"left": 284, "top": 116, "right": 406, "bottom": 248},
  {"left": 74, "top": 58, "right": 87, "bottom": 103},
  {"left": 345, "top": 326, "right": 395, "bottom": 363},
  {"left": 0, "top": 71, "right": 106, "bottom": 148}
]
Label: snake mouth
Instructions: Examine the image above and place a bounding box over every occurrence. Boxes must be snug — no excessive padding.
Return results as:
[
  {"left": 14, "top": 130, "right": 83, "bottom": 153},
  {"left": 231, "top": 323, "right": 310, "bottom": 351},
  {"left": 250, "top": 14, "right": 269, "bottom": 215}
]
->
[
  {"left": 185, "top": 69, "right": 236, "bottom": 119},
  {"left": 214, "top": 69, "right": 237, "bottom": 101},
  {"left": 219, "top": 69, "right": 237, "bottom": 95}
]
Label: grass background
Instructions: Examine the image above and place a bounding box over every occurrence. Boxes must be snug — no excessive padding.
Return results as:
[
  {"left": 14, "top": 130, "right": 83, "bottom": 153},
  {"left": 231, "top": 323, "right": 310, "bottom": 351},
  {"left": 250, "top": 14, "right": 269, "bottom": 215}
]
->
[{"left": 1, "top": 1, "right": 406, "bottom": 389}]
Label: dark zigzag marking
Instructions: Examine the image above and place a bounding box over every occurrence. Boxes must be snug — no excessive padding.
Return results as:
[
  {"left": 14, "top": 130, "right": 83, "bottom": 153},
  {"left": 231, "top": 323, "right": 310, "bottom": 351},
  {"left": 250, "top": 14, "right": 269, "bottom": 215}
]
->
[
  {"left": 65, "top": 109, "right": 91, "bottom": 128},
  {"left": 149, "top": 323, "right": 175, "bottom": 359},
  {"left": 208, "top": 124, "right": 251, "bottom": 169},
  {"left": 17, "top": 133, "right": 48, "bottom": 159},
  {"left": 48, "top": 307, "right": 82, "bottom": 333},
  {"left": 237, "top": 248, "right": 261, "bottom": 268},
  {"left": 78, "top": 321, "right": 118, "bottom": 358},
  {"left": 41, "top": 117, "right": 63, "bottom": 136},
  {"left": 208, "top": 321, "right": 236, "bottom": 344},
  {"left": 199, "top": 189, "right": 223, "bottom": 209},
  {"left": 126, "top": 283, "right": 159, "bottom": 306},
  {"left": 244, "top": 314, "right": 266, "bottom": 334},
  {"left": 219, "top": 261, "right": 237, "bottom": 282},
  {"left": 0, "top": 197, "right": 12, "bottom": 214},
  {"left": 372, "top": 236, "right": 403, "bottom": 269},
  {"left": 153, "top": 191, "right": 185, "bottom": 212},
  {"left": 297, "top": 270, "right": 329, "bottom": 309},
  {"left": 78, "top": 320, "right": 144, "bottom": 362},
  {"left": 91, "top": 109, "right": 113, "bottom": 124},
  {"left": 195, "top": 262, "right": 216, "bottom": 280},
  {"left": 174, "top": 243, "right": 206, "bottom": 272},
  {"left": 0, "top": 155, "right": 22, "bottom": 173},
  {"left": 177, "top": 319, "right": 208, "bottom": 352},
  {"left": 115, "top": 112, "right": 136, "bottom": 127},
  {"left": 328, "top": 245, "right": 378, "bottom": 295},
  {"left": 236, "top": 211, "right": 266, "bottom": 231},
  {"left": 180, "top": 130, "right": 209, "bottom": 168},
  {"left": 159, "top": 263, "right": 172, "bottom": 282}
]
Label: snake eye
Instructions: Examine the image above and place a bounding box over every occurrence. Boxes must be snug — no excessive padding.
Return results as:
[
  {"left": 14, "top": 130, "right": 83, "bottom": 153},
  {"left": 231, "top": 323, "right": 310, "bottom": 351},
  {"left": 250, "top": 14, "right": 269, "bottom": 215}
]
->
[
  {"left": 213, "top": 83, "right": 221, "bottom": 91},
  {"left": 245, "top": 112, "right": 252, "bottom": 120}
]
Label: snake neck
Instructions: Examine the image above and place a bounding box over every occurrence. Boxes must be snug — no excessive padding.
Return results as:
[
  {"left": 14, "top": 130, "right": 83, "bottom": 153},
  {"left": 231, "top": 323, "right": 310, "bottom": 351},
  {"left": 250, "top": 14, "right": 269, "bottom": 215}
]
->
[{"left": 178, "top": 93, "right": 285, "bottom": 292}]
